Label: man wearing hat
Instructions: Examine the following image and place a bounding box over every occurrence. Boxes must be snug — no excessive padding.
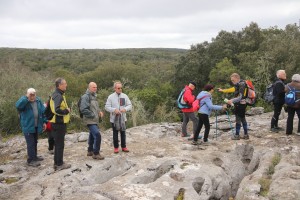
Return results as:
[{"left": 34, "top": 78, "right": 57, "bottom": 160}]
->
[
  {"left": 16, "top": 88, "right": 47, "bottom": 167},
  {"left": 180, "top": 81, "right": 198, "bottom": 138}
]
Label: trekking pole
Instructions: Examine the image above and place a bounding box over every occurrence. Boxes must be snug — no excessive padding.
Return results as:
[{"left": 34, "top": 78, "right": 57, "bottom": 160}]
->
[
  {"left": 226, "top": 111, "right": 235, "bottom": 136},
  {"left": 215, "top": 111, "right": 218, "bottom": 140}
]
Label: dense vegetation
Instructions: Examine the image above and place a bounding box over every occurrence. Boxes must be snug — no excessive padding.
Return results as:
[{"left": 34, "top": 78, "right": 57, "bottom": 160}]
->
[{"left": 0, "top": 22, "right": 299, "bottom": 137}]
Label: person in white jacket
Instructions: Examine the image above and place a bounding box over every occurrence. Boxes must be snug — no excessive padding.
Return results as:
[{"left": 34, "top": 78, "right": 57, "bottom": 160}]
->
[{"left": 105, "top": 81, "right": 132, "bottom": 153}]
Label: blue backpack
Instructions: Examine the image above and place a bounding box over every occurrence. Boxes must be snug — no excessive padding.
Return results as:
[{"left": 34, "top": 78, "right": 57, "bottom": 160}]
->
[
  {"left": 177, "top": 89, "right": 191, "bottom": 109},
  {"left": 285, "top": 85, "right": 300, "bottom": 106}
]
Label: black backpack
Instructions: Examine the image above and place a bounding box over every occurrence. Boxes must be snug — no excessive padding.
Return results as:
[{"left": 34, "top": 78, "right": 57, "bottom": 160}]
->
[
  {"left": 44, "top": 96, "right": 54, "bottom": 120},
  {"left": 77, "top": 94, "right": 91, "bottom": 118},
  {"left": 263, "top": 83, "right": 274, "bottom": 103}
]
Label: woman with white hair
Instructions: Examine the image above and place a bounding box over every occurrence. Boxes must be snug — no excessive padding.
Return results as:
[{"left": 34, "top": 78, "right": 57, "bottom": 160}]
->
[{"left": 285, "top": 74, "right": 300, "bottom": 136}]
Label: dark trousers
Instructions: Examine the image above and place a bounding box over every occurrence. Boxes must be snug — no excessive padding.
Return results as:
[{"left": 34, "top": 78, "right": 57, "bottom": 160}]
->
[
  {"left": 111, "top": 123, "right": 126, "bottom": 148},
  {"left": 286, "top": 107, "right": 300, "bottom": 135},
  {"left": 182, "top": 112, "right": 198, "bottom": 135},
  {"left": 24, "top": 128, "right": 38, "bottom": 163},
  {"left": 194, "top": 113, "right": 210, "bottom": 142},
  {"left": 234, "top": 104, "right": 248, "bottom": 135},
  {"left": 271, "top": 103, "right": 284, "bottom": 128},
  {"left": 51, "top": 123, "right": 66, "bottom": 166},
  {"left": 48, "top": 131, "right": 55, "bottom": 151},
  {"left": 87, "top": 124, "right": 101, "bottom": 154}
]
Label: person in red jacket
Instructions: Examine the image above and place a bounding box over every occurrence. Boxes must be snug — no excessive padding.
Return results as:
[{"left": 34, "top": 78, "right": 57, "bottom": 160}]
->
[{"left": 181, "top": 82, "right": 198, "bottom": 138}]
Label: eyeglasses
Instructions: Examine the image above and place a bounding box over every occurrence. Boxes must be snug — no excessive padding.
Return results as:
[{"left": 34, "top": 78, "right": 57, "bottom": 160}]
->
[{"left": 117, "top": 88, "right": 122, "bottom": 89}]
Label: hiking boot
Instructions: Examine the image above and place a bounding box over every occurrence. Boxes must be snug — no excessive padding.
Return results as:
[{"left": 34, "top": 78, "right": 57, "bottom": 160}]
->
[
  {"left": 270, "top": 128, "right": 279, "bottom": 133},
  {"left": 241, "top": 135, "right": 249, "bottom": 140},
  {"left": 122, "top": 148, "right": 129, "bottom": 152},
  {"left": 231, "top": 135, "right": 240, "bottom": 140},
  {"left": 181, "top": 133, "right": 190, "bottom": 137},
  {"left": 27, "top": 161, "right": 41, "bottom": 167},
  {"left": 54, "top": 163, "right": 71, "bottom": 171},
  {"left": 114, "top": 148, "right": 119, "bottom": 153},
  {"left": 48, "top": 150, "right": 54, "bottom": 155},
  {"left": 188, "top": 135, "right": 202, "bottom": 141},
  {"left": 87, "top": 151, "right": 93, "bottom": 156},
  {"left": 191, "top": 140, "right": 199, "bottom": 145},
  {"left": 92, "top": 154, "right": 105, "bottom": 160},
  {"left": 34, "top": 156, "right": 44, "bottom": 161},
  {"left": 275, "top": 127, "right": 284, "bottom": 131},
  {"left": 202, "top": 140, "right": 210, "bottom": 146}
]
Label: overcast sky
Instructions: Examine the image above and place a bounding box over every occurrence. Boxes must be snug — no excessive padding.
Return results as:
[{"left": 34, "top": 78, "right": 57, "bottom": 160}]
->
[{"left": 0, "top": 0, "right": 299, "bottom": 49}]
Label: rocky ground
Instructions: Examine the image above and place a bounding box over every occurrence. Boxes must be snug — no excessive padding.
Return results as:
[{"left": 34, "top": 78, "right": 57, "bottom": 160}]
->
[{"left": 0, "top": 108, "right": 300, "bottom": 200}]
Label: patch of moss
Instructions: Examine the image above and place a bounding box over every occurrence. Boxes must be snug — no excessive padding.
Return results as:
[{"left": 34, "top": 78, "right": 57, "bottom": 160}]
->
[
  {"left": 4, "top": 177, "right": 20, "bottom": 184},
  {"left": 180, "top": 163, "right": 189, "bottom": 169},
  {"left": 175, "top": 188, "right": 185, "bottom": 200},
  {"left": 259, "top": 153, "right": 281, "bottom": 197},
  {"left": 259, "top": 177, "right": 271, "bottom": 197}
]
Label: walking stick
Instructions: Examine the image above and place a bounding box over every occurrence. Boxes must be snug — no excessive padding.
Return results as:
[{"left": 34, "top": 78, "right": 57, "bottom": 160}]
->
[
  {"left": 226, "top": 111, "right": 235, "bottom": 136},
  {"left": 215, "top": 111, "right": 218, "bottom": 140}
]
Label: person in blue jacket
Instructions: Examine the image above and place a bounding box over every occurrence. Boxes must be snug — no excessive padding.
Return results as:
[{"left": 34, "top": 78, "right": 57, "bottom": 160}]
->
[
  {"left": 16, "top": 88, "right": 47, "bottom": 167},
  {"left": 192, "top": 84, "right": 227, "bottom": 145}
]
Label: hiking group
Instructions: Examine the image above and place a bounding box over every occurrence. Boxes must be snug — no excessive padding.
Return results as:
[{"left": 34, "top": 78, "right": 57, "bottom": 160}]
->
[
  {"left": 15, "top": 70, "right": 300, "bottom": 170},
  {"left": 178, "top": 71, "right": 300, "bottom": 145},
  {"left": 16, "top": 78, "right": 132, "bottom": 170}
]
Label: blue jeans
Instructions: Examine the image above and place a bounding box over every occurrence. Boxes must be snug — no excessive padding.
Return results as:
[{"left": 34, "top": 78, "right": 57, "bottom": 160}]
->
[
  {"left": 87, "top": 124, "right": 101, "bottom": 155},
  {"left": 24, "top": 128, "right": 38, "bottom": 163}
]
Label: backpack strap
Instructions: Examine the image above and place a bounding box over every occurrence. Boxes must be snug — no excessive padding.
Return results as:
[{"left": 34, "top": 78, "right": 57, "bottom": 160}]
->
[{"left": 199, "top": 95, "right": 210, "bottom": 107}]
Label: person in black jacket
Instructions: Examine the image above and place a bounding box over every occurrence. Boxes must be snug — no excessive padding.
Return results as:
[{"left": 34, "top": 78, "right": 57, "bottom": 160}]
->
[
  {"left": 49, "top": 78, "right": 71, "bottom": 171},
  {"left": 270, "top": 70, "right": 286, "bottom": 133}
]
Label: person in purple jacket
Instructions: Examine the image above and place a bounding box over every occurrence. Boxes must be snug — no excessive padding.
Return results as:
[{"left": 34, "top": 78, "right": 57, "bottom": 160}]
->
[{"left": 192, "top": 84, "right": 227, "bottom": 145}]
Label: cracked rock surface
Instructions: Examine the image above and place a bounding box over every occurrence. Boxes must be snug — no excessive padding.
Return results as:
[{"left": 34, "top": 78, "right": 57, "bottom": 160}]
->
[{"left": 1, "top": 108, "right": 300, "bottom": 200}]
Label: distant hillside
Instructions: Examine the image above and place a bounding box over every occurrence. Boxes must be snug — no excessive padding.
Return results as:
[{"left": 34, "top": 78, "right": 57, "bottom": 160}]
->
[{"left": 0, "top": 48, "right": 187, "bottom": 73}]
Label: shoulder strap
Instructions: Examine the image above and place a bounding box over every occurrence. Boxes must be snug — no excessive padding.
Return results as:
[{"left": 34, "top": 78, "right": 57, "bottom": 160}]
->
[{"left": 199, "top": 95, "right": 209, "bottom": 107}]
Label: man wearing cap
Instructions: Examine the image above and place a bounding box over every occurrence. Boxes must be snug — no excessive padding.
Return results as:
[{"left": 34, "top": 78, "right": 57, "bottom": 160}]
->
[
  {"left": 180, "top": 82, "right": 198, "bottom": 138},
  {"left": 16, "top": 88, "right": 47, "bottom": 167}
]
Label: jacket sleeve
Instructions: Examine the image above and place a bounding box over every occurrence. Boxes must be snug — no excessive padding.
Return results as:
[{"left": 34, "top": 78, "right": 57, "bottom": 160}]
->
[
  {"left": 80, "top": 94, "right": 95, "bottom": 118},
  {"left": 204, "top": 97, "right": 223, "bottom": 111},
  {"left": 124, "top": 95, "right": 132, "bottom": 111},
  {"left": 52, "top": 93, "right": 69, "bottom": 115},
  {"left": 183, "top": 89, "right": 195, "bottom": 105},
  {"left": 274, "top": 81, "right": 285, "bottom": 98},
  {"left": 221, "top": 87, "right": 235, "bottom": 93},
  {"left": 105, "top": 95, "right": 115, "bottom": 113},
  {"left": 231, "top": 82, "right": 245, "bottom": 103},
  {"left": 16, "top": 96, "right": 29, "bottom": 111},
  {"left": 37, "top": 98, "right": 47, "bottom": 123}
]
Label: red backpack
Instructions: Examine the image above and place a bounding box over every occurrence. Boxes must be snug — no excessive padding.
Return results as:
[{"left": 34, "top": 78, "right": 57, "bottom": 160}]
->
[
  {"left": 245, "top": 80, "right": 256, "bottom": 106},
  {"left": 192, "top": 95, "right": 209, "bottom": 112}
]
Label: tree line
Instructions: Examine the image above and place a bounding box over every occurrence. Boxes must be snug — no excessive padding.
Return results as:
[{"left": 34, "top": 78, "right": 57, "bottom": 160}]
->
[{"left": 0, "top": 22, "right": 299, "bottom": 137}]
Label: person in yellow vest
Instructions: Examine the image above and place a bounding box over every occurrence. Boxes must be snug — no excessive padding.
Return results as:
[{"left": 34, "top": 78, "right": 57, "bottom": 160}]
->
[{"left": 49, "top": 78, "right": 71, "bottom": 171}]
